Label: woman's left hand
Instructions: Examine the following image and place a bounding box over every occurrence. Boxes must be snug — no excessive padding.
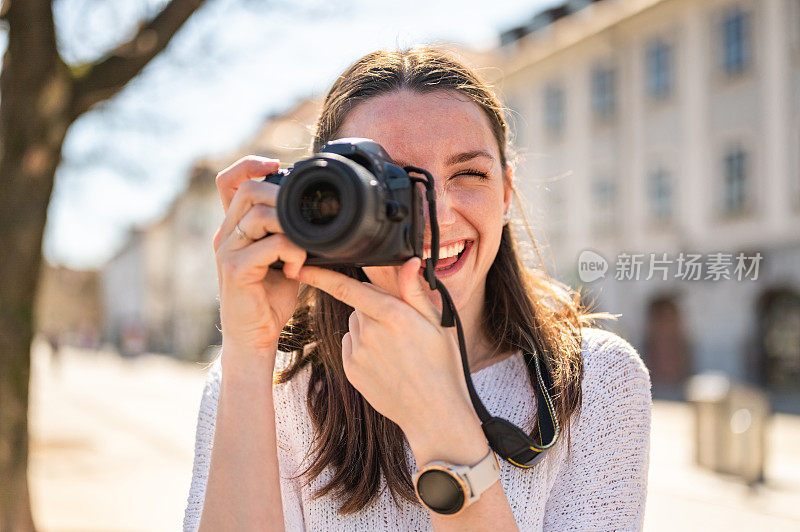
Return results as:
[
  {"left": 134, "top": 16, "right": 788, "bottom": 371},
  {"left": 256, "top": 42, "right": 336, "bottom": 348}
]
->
[{"left": 293, "top": 258, "right": 488, "bottom": 464}]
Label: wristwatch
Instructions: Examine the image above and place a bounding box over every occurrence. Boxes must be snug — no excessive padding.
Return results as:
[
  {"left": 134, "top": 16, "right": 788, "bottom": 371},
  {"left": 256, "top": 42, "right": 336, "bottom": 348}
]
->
[{"left": 414, "top": 448, "right": 501, "bottom": 515}]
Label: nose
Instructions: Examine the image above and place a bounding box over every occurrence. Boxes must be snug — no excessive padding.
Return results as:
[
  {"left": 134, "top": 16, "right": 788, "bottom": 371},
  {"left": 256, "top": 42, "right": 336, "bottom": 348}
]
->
[{"left": 423, "top": 184, "right": 456, "bottom": 240}]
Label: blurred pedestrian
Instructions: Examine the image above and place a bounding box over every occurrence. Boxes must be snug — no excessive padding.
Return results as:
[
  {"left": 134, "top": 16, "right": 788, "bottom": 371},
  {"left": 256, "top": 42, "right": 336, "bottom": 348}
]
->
[{"left": 46, "top": 331, "right": 61, "bottom": 371}]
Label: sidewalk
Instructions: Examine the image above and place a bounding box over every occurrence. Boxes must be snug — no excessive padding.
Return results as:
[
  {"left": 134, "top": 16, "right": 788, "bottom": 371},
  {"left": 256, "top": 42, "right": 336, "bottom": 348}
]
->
[
  {"left": 28, "top": 340, "right": 209, "bottom": 532},
  {"left": 28, "top": 341, "right": 800, "bottom": 531},
  {"left": 644, "top": 401, "right": 800, "bottom": 531}
]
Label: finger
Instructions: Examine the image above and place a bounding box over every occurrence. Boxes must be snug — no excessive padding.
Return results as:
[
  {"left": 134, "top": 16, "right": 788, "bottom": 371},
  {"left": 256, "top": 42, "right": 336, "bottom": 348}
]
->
[
  {"left": 347, "top": 311, "right": 361, "bottom": 351},
  {"left": 341, "top": 332, "right": 353, "bottom": 372},
  {"left": 364, "top": 281, "right": 395, "bottom": 297},
  {"left": 296, "top": 265, "right": 397, "bottom": 320},
  {"left": 354, "top": 309, "right": 382, "bottom": 349},
  {"left": 214, "top": 180, "right": 280, "bottom": 252},
  {"left": 361, "top": 266, "right": 402, "bottom": 299},
  {"left": 216, "top": 156, "right": 280, "bottom": 212},
  {"left": 219, "top": 234, "right": 306, "bottom": 285},
  {"left": 224, "top": 204, "right": 282, "bottom": 252},
  {"left": 397, "top": 257, "right": 441, "bottom": 324}
]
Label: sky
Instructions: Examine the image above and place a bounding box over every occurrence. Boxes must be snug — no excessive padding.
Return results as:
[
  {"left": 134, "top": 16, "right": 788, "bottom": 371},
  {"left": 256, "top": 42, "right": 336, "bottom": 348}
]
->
[{"left": 40, "top": 0, "right": 557, "bottom": 270}]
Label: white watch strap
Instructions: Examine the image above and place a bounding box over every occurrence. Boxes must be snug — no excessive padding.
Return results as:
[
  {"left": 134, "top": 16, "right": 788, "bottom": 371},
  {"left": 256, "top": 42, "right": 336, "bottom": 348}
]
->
[{"left": 461, "top": 449, "right": 501, "bottom": 504}]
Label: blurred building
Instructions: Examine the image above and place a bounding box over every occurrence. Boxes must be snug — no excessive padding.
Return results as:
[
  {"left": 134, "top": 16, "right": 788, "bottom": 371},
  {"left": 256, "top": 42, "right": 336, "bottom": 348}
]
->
[
  {"left": 497, "top": 0, "right": 800, "bottom": 397},
  {"left": 35, "top": 262, "right": 101, "bottom": 348},
  {"left": 98, "top": 96, "right": 323, "bottom": 360},
  {"left": 100, "top": 163, "right": 223, "bottom": 360},
  {"left": 245, "top": 97, "right": 322, "bottom": 163}
]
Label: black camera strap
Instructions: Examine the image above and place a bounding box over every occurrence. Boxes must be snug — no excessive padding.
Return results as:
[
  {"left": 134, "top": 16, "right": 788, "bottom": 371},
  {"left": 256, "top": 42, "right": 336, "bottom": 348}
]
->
[{"left": 405, "top": 167, "right": 560, "bottom": 468}]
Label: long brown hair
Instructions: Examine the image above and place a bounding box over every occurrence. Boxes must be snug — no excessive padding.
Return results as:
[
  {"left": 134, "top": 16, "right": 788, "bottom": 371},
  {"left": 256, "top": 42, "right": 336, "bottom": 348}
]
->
[{"left": 275, "top": 47, "right": 609, "bottom": 514}]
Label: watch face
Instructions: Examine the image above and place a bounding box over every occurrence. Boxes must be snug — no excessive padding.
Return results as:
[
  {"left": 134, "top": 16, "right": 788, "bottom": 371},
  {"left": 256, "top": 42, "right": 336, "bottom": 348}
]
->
[{"left": 416, "top": 469, "right": 465, "bottom": 515}]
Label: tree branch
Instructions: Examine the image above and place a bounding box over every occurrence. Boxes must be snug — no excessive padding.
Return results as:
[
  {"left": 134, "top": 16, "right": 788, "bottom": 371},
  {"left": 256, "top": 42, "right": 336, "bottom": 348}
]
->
[
  {"left": 3, "top": 0, "right": 59, "bottom": 77},
  {"left": 69, "top": 0, "right": 206, "bottom": 119}
]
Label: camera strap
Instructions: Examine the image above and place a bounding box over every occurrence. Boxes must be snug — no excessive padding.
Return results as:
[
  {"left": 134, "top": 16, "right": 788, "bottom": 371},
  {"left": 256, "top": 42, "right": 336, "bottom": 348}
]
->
[{"left": 405, "top": 167, "right": 560, "bottom": 468}]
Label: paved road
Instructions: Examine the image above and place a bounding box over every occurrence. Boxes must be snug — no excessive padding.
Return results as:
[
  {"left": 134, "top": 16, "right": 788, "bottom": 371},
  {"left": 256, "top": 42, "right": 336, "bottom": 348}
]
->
[
  {"left": 28, "top": 340, "right": 800, "bottom": 531},
  {"left": 645, "top": 402, "right": 800, "bottom": 531},
  {"left": 29, "top": 340, "right": 208, "bottom": 532}
]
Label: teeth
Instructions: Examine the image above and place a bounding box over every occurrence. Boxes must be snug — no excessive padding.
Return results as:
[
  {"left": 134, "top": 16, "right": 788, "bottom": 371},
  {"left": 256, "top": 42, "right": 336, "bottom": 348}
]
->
[{"left": 422, "top": 240, "right": 466, "bottom": 260}]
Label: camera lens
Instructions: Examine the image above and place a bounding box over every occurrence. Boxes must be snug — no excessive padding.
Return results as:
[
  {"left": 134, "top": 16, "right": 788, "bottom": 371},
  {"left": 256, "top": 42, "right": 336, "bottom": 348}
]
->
[
  {"left": 276, "top": 152, "right": 393, "bottom": 260},
  {"left": 299, "top": 181, "right": 341, "bottom": 225}
]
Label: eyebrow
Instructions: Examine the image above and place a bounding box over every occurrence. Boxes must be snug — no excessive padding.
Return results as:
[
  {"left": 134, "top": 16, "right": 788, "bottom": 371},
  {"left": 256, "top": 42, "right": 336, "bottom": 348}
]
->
[
  {"left": 446, "top": 150, "right": 495, "bottom": 166},
  {"left": 393, "top": 149, "right": 495, "bottom": 168}
]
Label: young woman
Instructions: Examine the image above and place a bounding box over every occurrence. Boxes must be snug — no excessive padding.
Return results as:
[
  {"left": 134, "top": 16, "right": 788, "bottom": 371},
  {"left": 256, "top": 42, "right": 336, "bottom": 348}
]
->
[{"left": 183, "top": 47, "right": 652, "bottom": 531}]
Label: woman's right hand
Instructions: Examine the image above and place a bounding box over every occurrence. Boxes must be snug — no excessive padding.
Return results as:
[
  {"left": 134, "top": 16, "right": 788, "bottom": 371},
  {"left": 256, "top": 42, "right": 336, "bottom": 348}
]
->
[{"left": 212, "top": 156, "right": 307, "bottom": 363}]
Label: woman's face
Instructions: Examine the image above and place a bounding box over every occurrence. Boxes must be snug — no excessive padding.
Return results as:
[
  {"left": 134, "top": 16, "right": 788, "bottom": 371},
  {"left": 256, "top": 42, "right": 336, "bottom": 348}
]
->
[{"left": 336, "top": 89, "right": 512, "bottom": 313}]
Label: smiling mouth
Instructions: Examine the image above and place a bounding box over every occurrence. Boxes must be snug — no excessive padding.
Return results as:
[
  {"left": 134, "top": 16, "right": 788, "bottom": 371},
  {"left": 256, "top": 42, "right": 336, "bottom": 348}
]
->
[
  {"left": 422, "top": 239, "right": 466, "bottom": 260},
  {"left": 419, "top": 240, "right": 473, "bottom": 274}
]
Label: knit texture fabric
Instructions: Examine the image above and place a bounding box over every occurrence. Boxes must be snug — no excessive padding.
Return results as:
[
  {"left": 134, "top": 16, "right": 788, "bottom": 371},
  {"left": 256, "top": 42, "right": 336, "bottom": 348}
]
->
[{"left": 183, "top": 327, "right": 652, "bottom": 531}]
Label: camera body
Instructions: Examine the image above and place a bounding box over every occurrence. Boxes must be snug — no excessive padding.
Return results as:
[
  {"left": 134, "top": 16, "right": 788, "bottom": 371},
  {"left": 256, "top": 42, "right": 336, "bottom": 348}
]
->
[{"left": 262, "top": 138, "right": 424, "bottom": 267}]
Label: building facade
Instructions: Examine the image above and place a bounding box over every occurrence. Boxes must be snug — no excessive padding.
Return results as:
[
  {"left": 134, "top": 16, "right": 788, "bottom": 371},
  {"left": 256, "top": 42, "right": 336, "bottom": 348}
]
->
[
  {"left": 497, "top": 0, "right": 800, "bottom": 395},
  {"left": 101, "top": 163, "right": 223, "bottom": 360},
  {"left": 99, "top": 97, "right": 322, "bottom": 361},
  {"left": 35, "top": 262, "right": 101, "bottom": 349}
]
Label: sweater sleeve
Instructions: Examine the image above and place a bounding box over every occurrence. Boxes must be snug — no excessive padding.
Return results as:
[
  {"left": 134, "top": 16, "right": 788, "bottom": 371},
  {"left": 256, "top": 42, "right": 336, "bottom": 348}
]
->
[
  {"left": 182, "top": 356, "right": 222, "bottom": 531},
  {"left": 272, "top": 351, "right": 308, "bottom": 531},
  {"left": 182, "top": 352, "right": 306, "bottom": 532},
  {"left": 542, "top": 328, "right": 652, "bottom": 532}
]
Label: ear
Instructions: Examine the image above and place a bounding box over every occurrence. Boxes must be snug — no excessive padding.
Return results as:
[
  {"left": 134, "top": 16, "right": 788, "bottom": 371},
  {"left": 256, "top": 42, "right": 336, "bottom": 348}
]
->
[{"left": 503, "top": 162, "right": 515, "bottom": 213}]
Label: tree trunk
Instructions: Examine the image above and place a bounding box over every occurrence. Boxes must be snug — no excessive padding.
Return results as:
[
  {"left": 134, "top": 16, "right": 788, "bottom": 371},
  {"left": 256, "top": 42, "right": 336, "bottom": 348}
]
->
[
  {"left": 0, "top": 3, "right": 70, "bottom": 526},
  {"left": 0, "top": 133, "right": 66, "bottom": 532},
  {"left": 0, "top": 0, "right": 205, "bottom": 527}
]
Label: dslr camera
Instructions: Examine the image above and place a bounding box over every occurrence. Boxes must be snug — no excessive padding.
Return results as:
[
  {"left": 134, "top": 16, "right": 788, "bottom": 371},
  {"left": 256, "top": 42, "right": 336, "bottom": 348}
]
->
[{"left": 262, "top": 138, "right": 424, "bottom": 267}]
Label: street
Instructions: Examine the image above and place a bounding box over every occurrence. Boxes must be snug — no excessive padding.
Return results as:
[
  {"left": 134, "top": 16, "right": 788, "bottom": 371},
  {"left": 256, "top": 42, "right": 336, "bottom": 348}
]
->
[{"left": 28, "top": 339, "right": 800, "bottom": 531}]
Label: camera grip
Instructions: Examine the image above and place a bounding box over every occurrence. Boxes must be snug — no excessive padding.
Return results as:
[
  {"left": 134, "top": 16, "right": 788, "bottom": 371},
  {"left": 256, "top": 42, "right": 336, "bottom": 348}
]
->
[
  {"left": 262, "top": 168, "right": 289, "bottom": 269},
  {"left": 262, "top": 168, "right": 290, "bottom": 185}
]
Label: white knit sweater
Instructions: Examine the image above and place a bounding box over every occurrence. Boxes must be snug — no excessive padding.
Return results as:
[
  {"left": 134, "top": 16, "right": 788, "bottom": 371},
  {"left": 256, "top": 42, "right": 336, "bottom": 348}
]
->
[{"left": 183, "top": 327, "right": 652, "bottom": 531}]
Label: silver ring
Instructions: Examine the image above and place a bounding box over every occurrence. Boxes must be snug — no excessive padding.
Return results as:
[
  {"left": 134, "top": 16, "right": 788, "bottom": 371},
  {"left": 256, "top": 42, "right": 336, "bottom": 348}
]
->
[{"left": 234, "top": 223, "right": 253, "bottom": 241}]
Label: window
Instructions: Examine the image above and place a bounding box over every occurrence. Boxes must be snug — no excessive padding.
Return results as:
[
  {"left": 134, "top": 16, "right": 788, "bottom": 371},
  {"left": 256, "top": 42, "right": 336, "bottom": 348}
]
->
[
  {"left": 645, "top": 39, "right": 673, "bottom": 100},
  {"left": 721, "top": 7, "right": 751, "bottom": 75},
  {"left": 796, "top": 0, "right": 800, "bottom": 50},
  {"left": 592, "top": 176, "right": 617, "bottom": 234},
  {"left": 544, "top": 83, "right": 565, "bottom": 136},
  {"left": 648, "top": 167, "right": 672, "bottom": 222},
  {"left": 546, "top": 183, "right": 567, "bottom": 239},
  {"left": 723, "top": 147, "right": 749, "bottom": 215},
  {"left": 591, "top": 64, "right": 616, "bottom": 120},
  {"left": 793, "top": 0, "right": 800, "bottom": 50}
]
